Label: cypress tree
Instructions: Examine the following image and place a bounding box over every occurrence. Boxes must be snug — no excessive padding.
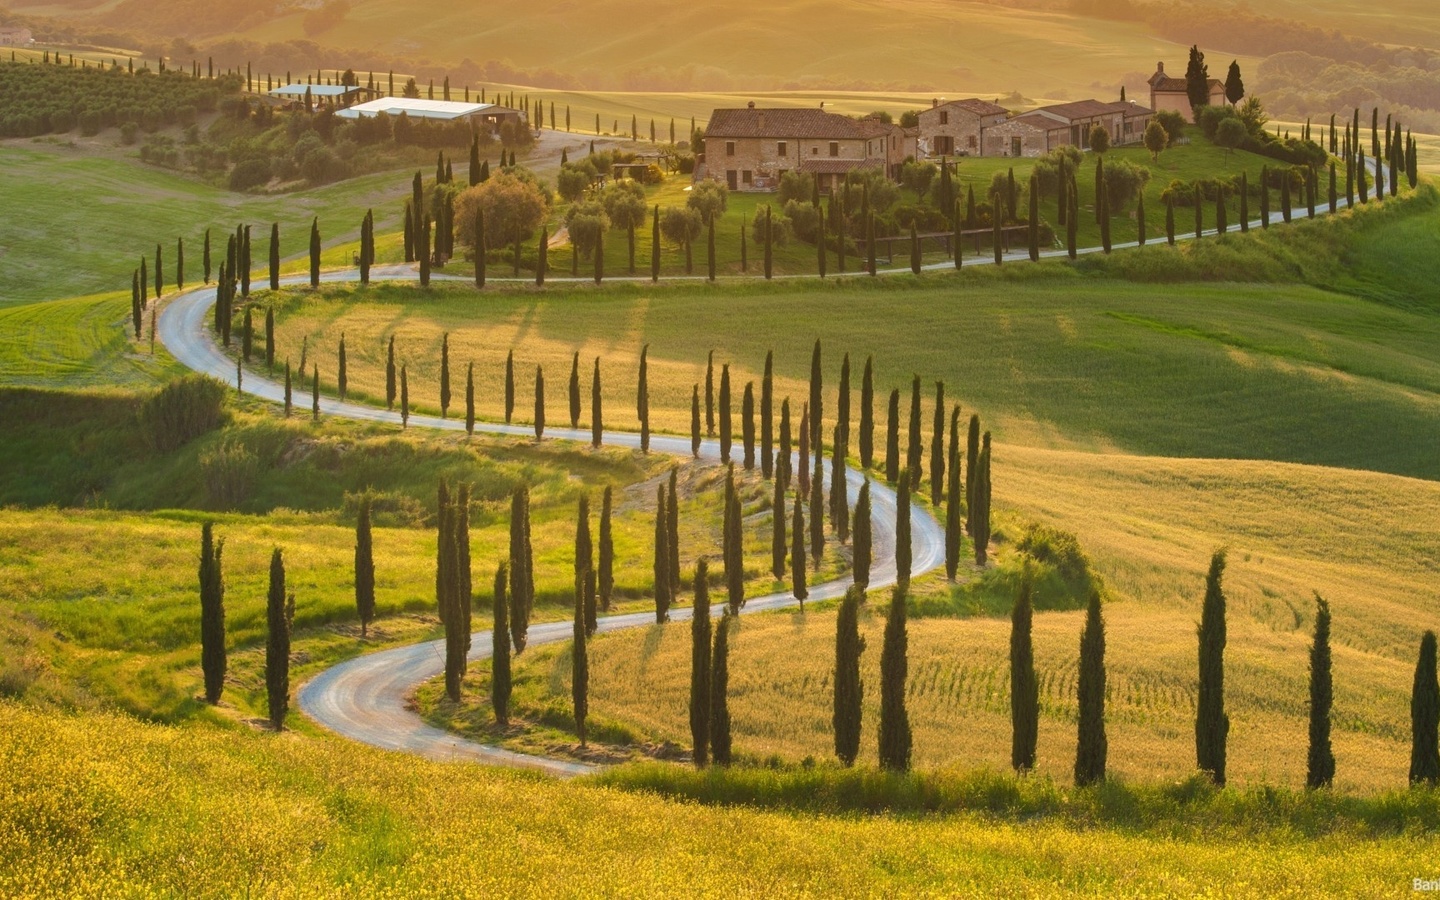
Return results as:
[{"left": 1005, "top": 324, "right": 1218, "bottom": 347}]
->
[
  {"left": 400, "top": 365, "right": 409, "bottom": 429},
  {"left": 591, "top": 358, "right": 603, "bottom": 447},
  {"left": 895, "top": 470, "right": 912, "bottom": 593},
  {"left": 505, "top": 349, "right": 515, "bottom": 424},
  {"left": 954, "top": 198, "right": 965, "bottom": 268},
  {"left": 1193, "top": 182, "right": 1203, "bottom": 238},
  {"left": 725, "top": 465, "right": 744, "bottom": 614},
  {"left": 594, "top": 228, "right": 604, "bottom": 285},
  {"left": 1196, "top": 549, "right": 1230, "bottom": 786},
  {"left": 1306, "top": 593, "right": 1335, "bottom": 789},
  {"left": 771, "top": 469, "right": 787, "bottom": 580},
  {"left": 385, "top": 336, "right": 396, "bottom": 409},
  {"left": 972, "top": 431, "right": 993, "bottom": 564},
  {"left": 853, "top": 479, "right": 872, "bottom": 591},
  {"left": 764, "top": 205, "right": 775, "bottom": 280},
  {"left": 818, "top": 215, "right": 828, "bottom": 278},
  {"left": 667, "top": 469, "right": 680, "bottom": 601},
  {"left": 945, "top": 408, "right": 962, "bottom": 580},
  {"left": 1074, "top": 588, "right": 1107, "bottom": 786},
  {"left": 572, "top": 565, "right": 589, "bottom": 745},
  {"left": 509, "top": 486, "right": 534, "bottom": 653},
  {"left": 566, "top": 352, "right": 581, "bottom": 429},
  {"left": 404, "top": 202, "right": 415, "bottom": 263},
  {"left": 1413, "top": 631, "right": 1440, "bottom": 785},
  {"left": 1359, "top": 149, "right": 1369, "bottom": 203},
  {"left": 336, "top": 334, "right": 348, "bottom": 401},
  {"left": 355, "top": 497, "right": 375, "bottom": 637},
  {"left": 909, "top": 221, "right": 921, "bottom": 274},
  {"left": 269, "top": 222, "right": 280, "bottom": 290},
  {"left": 1281, "top": 171, "right": 1293, "bottom": 223},
  {"left": 691, "top": 385, "right": 702, "bottom": 458},
  {"left": 309, "top": 218, "right": 321, "bottom": 288},
  {"left": 993, "top": 191, "right": 1003, "bottom": 265},
  {"left": 465, "top": 362, "right": 475, "bottom": 436},
  {"left": 1239, "top": 172, "right": 1250, "bottom": 232},
  {"left": 929, "top": 382, "right": 945, "bottom": 505},
  {"left": 536, "top": 226, "right": 548, "bottom": 286},
  {"left": 265, "top": 548, "right": 293, "bottom": 730},
  {"left": 651, "top": 206, "right": 661, "bottom": 282},
  {"left": 792, "top": 492, "right": 808, "bottom": 609},
  {"left": 284, "top": 359, "right": 293, "bottom": 417},
  {"left": 1328, "top": 163, "right": 1338, "bottom": 213},
  {"left": 798, "top": 405, "right": 810, "bottom": 497},
  {"left": 1136, "top": 192, "right": 1146, "bottom": 246},
  {"left": 711, "top": 614, "right": 732, "bottom": 765},
  {"left": 475, "top": 208, "right": 486, "bottom": 288},
  {"left": 1260, "top": 165, "right": 1272, "bottom": 226},
  {"left": 130, "top": 271, "right": 142, "bottom": 339},
  {"left": 242, "top": 309, "right": 253, "bottom": 362},
  {"left": 1028, "top": 173, "right": 1040, "bottom": 262},
  {"left": 599, "top": 486, "right": 614, "bottom": 611},
  {"left": 906, "top": 375, "right": 922, "bottom": 479},
  {"left": 866, "top": 212, "right": 877, "bottom": 276},
  {"left": 638, "top": 343, "right": 650, "bottom": 453},
  {"left": 834, "top": 585, "right": 864, "bottom": 766},
  {"left": 140, "top": 255, "right": 148, "bottom": 303},
  {"left": 885, "top": 389, "right": 901, "bottom": 483},
  {"left": 420, "top": 217, "right": 432, "bottom": 287},
  {"left": 859, "top": 356, "right": 875, "bottom": 470},
  {"left": 830, "top": 423, "right": 849, "bottom": 543},
  {"left": 809, "top": 453, "right": 824, "bottom": 567},
  {"left": 878, "top": 584, "right": 911, "bottom": 772},
  {"left": 761, "top": 352, "right": 774, "bottom": 479},
  {"left": 155, "top": 243, "right": 163, "bottom": 297},
  {"left": 312, "top": 364, "right": 319, "bottom": 420},
  {"left": 1216, "top": 186, "right": 1227, "bottom": 235},
  {"left": 199, "top": 522, "right": 226, "bottom": 704},
  {"left": 654, "top": 485, "right": 671, "bottom": 623},
  {"left": 742, "top": 382, "right": 756, "bottom": 470},
  {"left": 836, "top": 353, "right": 851, "bottom": 462},
  {"left": 575, "top": 494, "right": 593, "bottom": 621},
  {"left": 778, "top": 399, "right": 793, "bottom": 492},
  {"left": 965, "top": 417, "right": 980, "bottom": 530},
  {"left": 492, "top": 563, "right": 511, "bottom": 724},
  {"left": 705, "top": 349, "right": 715, "bottom": 436},
  {"left": 533, "top": 366, "right": 545, "bottom": 440},
  {"left": 809, "top": 339, "right": 823, "bottom": 449},
  {"left": 719, "top": 363, "right": 732, "bottom": 464},
  {"left": 1011, "top": 565, "right": 1038, "bottom": 773},
  {"left": 439, "top": 333, "right": 451, "bottom": 418},
  {"left": 690, "top": 558, "right": 713, "bottom": 767}
]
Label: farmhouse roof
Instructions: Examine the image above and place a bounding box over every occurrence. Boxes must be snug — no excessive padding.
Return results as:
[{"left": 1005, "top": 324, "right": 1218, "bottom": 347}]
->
[
  {"left": 335, "top": 97, "right": 514, "bottom": 120},
  {"left": 1148, "top": 62, "right": 1224, "bottom": 94},
  {"left": 931, "top": 97, "right": 1009, "bottom": 117},
  {"left": 1024, "top": 99, "right": 1153, "bottom": 124},
  {"left": 269, "top": 84, "right": 363, "bottom": 98},
  {"left": 706, "top": 107, "right": 864, "bottom": 140}
]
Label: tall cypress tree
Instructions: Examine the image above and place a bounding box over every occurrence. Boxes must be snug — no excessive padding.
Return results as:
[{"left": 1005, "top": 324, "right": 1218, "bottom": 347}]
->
[
  {"left": 439, "top": 333, "right": 451, "bottom": 418},
  {"left": 269, "top": 222, "right": 280, "bottom": 290},
  {"left": 853, "top": 479, "right": 872, "bottom": 592},
  {"left": 1074, "top": 589, "right": 1107, "bottom": 786},
  {"left": 906, "top": 375, "right": 922, "bottom": 479},
  {"left": 791, "top": 493, "right": 808, "bottom": 609},
  {"left": 651, "top": 205, "right": 661, "bottom": 282},
  {"left": 1011, "top": 565, "right": 1038, "bottom": 773},
  {"left": 590, "top": 358, "right": 603, "bottom": 447},
  {"left": 242, "top": 309, "right": 254, "bottom": 362},
  {"left": 199, "top": 522, "right": 226, "bottom": 704},
  {"left": 1028, "top": 173, "right": 1040, "bottom": 262},
  {"left": 638, "top": 344, "right": 650, "bottom": 453},
  {"left": 567, "top": 352, "right": 581, "bottom": 429},
  {"left": 885, "top": 389, "right": 901, "bottom": 483},
  {"left": 945, "top": 409, "right": 963, "bottom": 580},
  {"left": 718, "top": 363, "right": 732, "bottom": 464},
  {"left": 711, "top": 614, "right": 732, "bottom": 765},
  {"left": 834, "top": 585, "right": 864, "bottom": 767},
  {"left": 355, "top": 497, "right": 375, "bottom": 637},
  {"left": 808, "top": 456, "right": 824, "bottom": 568},
  {"left": 809, "top": 339, "right": 823, "bottom": 447},
  {"left": 311, "top": 364, "right": 320, "bottom": 420},
  {"left": 860, "top": 356, "right": 875, "bottom": 470},
  {"left": 533, "top": 365, "right": 545, "bottom": 440},
  {"left": 1306, "top": 593, "right": 1335, "bottom": 789},
  {"left": 508, "top": 486, "right": 534, "bottom": 653},
  {"left": 599, "top": 486, "right": 614, "bottom": 611},
  {"left": 691, "top": 385, "right": 702, "bottom": 457},
  {"left": 778, "top": 399, "right": 793, "bottom": 492},
  {"left": 742, "top": 382, "right": 756, "bottom": 470},
  {"left": 265, "top": 548, "right": 293, "bottom": 730},
  {"left": 464, "top": 362, "right": 476, "bottom": 436},
  {"left": 1412, "top": 631, "right": 1440, "bottom": 785},
  {"left": 475, "top": 208, "right": 487, "bottom": 288},
  {"left": 283, "top": 359, "right": 293, "bottom": 417},
  {"left": 492, "top": 563, "right": 511, "bottom": 724},
  {"left": 667, "top": 469, "right": 681, "bottom": 600},
  {"left": 572, "top": 565, "right": 590, "bottom": 745},
  {"left": 761, "top": 351, "right": 774, "bottom": 479},
  {"left": 798, "top": 405, "right": 810, "bottom": 497},
  {"left": 309, "top": 218, "right": 321, "bottom": 288},
  {"left": 929, "top": 382, "right": 945, "bottom": 505},
  {"left": 504, "top": 349, "right": 515, "bottom": 424},
  {"left": 574, "top": 494, "right": 593, "bottom": 622},
  {"left": 155, "top": 243, "right": 164, "bottom": 297},
  {"left": 1196, "top": 549, "right": 1230, "bottom": 786},
  {"left": 725, "top": 466, "right": 745, "bottom": 614},
  {"left": 830, "top": 423, "right": 849, "bottom": 543},
  {"left": 400, "top": 365, "right": 409, "bottom": 428},
  {"left": 764, "top": 206, "right": 774, "bottom": 279},
  {"left": 836, "top": 353, "right": 851, "bottom": 460},
  {"left": 895, "top": 470, "right": 912, "bottom": 593},
  {"left": 705, "top": 349, "right": 716, "bottom": 437},
  {"left": 878, "top": 584, "right": 911, "bottom": 771},
  {"left": 203, "top": 228, "right": 212, "bottom": 285},
  {"left": 690, "top": 558, "right": 713, "bottom": 766},
  {"left": 654, "top": 484, "right": 671, "bottom": 623}
]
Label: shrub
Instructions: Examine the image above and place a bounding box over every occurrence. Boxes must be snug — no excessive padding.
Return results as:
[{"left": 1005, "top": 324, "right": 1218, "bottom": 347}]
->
[
  {"left": 1198, "top": 104, "right": 1239, "bottom": 140},
  {"left": 1154, "top": 110, "right": 1188, "bottom": 144},
  {"left": 750, "top": 207, "right": 792, "bottom": 246},
  {"left": 228, "top": 158, "right": 272, "bottom": 191},
  {"left": 140, "top": 375, "right": 227, "bottom": 453},
  {"left": 1102, "top": 159, "right": 1151, "bottom": 211},
  {"left": 565, "top": 200, "right": 610, "bottom": 259},
  {"left": 661, "top": 206, "right": 703, "bottom": 247},
  {"left": 778, "top": 170, "right": 815, "bottom": 206},
  {"left": 687, "top": 179, "right": 729, "bottom": 223},
  {"left": 199, "top": 441, "right": 260, "bottom": 508},
  {"left": 119, "top": 122, "right": 139, "bottom": 145},
  {"left": 783, "top": 200, "right": 820, "bottom": 243}
]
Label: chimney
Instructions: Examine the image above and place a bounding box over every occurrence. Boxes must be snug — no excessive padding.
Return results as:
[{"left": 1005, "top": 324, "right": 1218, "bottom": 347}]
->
[
  {"left": 747, "top": 100, "right": 756, "bottom": 109},
  {"left": 1156, "top": 61, "right": 1164, "bottom": 74},
  {"left": 932, "top": 98, "right": 939, "bottom": 108}
]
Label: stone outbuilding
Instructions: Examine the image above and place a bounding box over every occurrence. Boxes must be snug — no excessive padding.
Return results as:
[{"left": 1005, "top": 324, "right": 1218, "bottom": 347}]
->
[
  {"left": 1147, "top": 61, "right": 1226, "bottom": 122},
  {"left": 1008, "top": 99, "right": 1154, "bottom": 153}
]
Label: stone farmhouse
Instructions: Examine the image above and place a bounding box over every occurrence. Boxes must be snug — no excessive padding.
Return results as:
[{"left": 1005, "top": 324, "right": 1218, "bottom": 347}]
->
[
  {"left": 1147, "top": 61, "right": 1225, "bottom": 122},
  {"left": 699, "top": 103, "right": 907, "bottom": 193},
  {"left": 0, "top": 26, "right": 34, "bottom": 46},
  {"left": 915, "top": 98, "right": 1008, "bottom": 158},
  {"left": 1002, "top": 99, "right": 1154, "bottom": 157}
]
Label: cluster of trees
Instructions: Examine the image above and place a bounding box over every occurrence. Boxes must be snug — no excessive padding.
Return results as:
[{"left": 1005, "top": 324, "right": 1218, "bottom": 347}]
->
[{"left": 0, "top": 57, "right": 236, "bottom": 138}]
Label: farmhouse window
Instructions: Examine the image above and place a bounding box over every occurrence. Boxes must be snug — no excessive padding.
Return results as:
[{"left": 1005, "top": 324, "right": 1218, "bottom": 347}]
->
[
  {"left": 742, "top": 170, "right": 752, "bottom": 184},
  {"left": 778, "top": 141, "right": 788, "bottom": 156},
  {"left": 829, "top": 141, "right": 839, "bottom": 157},
  {"left": 940, "top": 111, "right": 949, "bottom": 125},
  {"left": 968, "top": 135, "right": 977, "bottom": 149},
  {"left": 726, "top": 141, "right": 735, "bottom": 156}
]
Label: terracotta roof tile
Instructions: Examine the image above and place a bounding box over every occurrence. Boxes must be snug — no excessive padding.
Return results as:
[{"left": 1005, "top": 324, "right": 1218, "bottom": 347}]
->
[{"left": 706, "top": 108, "right": 865, "bottom": 140}]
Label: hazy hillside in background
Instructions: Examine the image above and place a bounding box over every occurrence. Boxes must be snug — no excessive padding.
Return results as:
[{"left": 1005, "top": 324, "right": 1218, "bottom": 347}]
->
[{"left": 4, "top": 0, "right": 1440, "bottom": 127}]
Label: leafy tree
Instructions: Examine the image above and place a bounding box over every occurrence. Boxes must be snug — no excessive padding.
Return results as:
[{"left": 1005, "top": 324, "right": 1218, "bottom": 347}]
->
[
  {"left": 878, "top": 584, "right": 912, "bottom": 771},
  {"left": 687, "top": 180, "right": 729, "bottom": 224},
  {"left": 1144, "top": 119, "right": 1169, "bottom": 162},
  {"left": 565, "top": 200, "right": 609, "bottom": 260},
  {"left": 1413, "top": 631, "right": 1440, "bottom": 786},
  {"left": 199, "top": 522, "right": 226, "bottom": 704},
  {"left": 690, "top": 558, "right": 712, "bottom": 766},
  {"left": 1075, "top": 589, "right": 1108, "bottom": 786},
  {"left": 1214, "top": 117, "right": 1246, "bottom": 157},
  {"left": 1011, "top": 565, "right": 1038, "bottom": 773},
  {"left": 1196, "top": 549, "right": 1230, "bottom": 785},
  {"left": 1224, "top": 60, "right": 1245, "bottom": 106},
  {"left": 265, "top": 548, "right": 294, "bottom": 730},
  {"left": 1307, "top": 593, "right": 1335, "bottom": 789},
  {"left": 1088, "top": 125, "right": 1111, "bottom": 156},
  {"left": 900, "top": 160, "right": 938, "bottom": 201},
  {"left": 456, "top": 173, "right": 549, "bottom": 251},
  {"left": 834, "top": 586, "right": 865, "bottom": 766}
]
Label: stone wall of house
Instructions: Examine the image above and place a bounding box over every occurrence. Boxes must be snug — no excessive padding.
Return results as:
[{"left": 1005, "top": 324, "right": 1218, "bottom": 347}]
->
[
  {"left": 981, "top": 120, "right": 1050, "bottom": 158},
  {"left": 917, "top": 106, "right": 1004, "bottom": 158},
  {"left": 703, "top": 136, "right": 869, "bottom": 191}
]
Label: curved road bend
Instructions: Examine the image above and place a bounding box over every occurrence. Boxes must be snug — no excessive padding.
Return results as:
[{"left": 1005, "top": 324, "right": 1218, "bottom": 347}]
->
[{"left": 159, "top": 276, "right": 944, "bottom": 777}]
